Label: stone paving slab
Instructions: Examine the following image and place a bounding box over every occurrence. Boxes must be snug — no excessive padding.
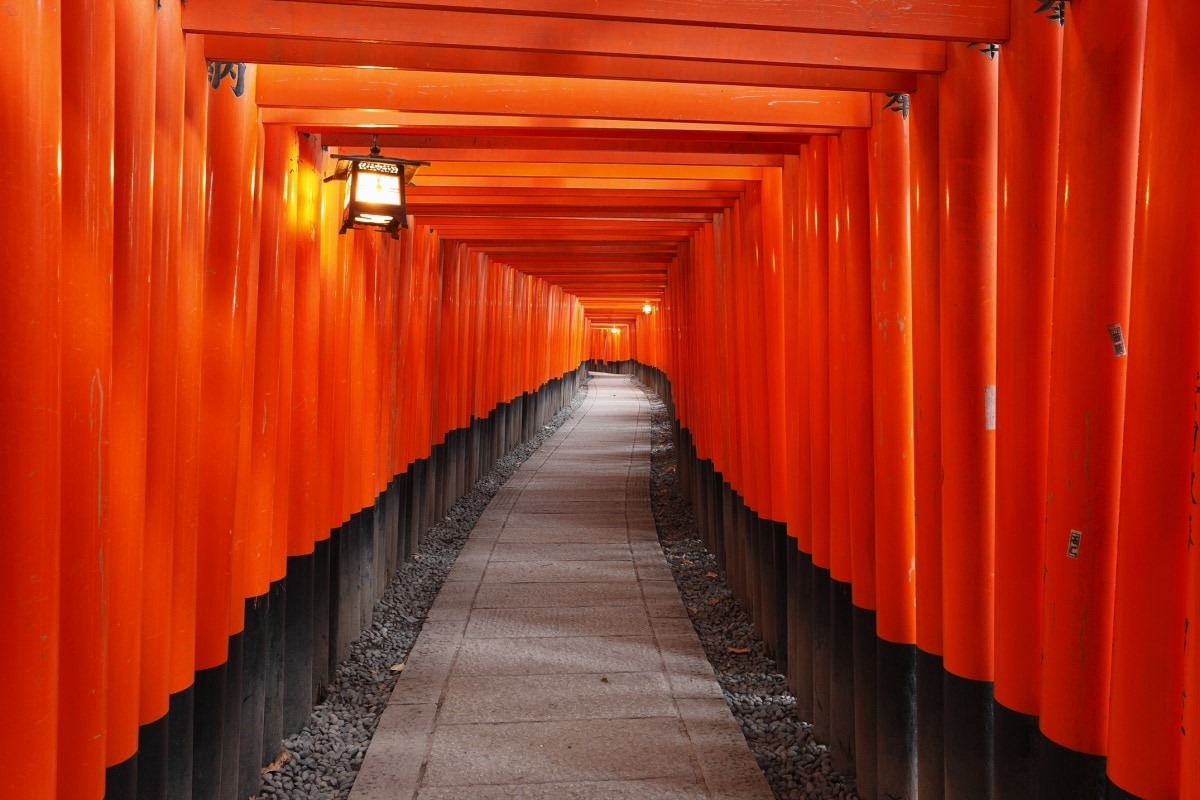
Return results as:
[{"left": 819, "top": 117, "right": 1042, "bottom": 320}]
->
[
  {"left": 350, "top": 373, "right": 773, "bottom": 800},
  {"left": 421, "top": 718, "right": 697, "bottom": 786},
  {"left": 451, "top": 635, "right": 665, "bottom": 677},
  {"left": 481, "top": 559, "right": 640, "bottom": 585},
  {"left": 473, "top": 581, "right": 645, "bottom": 609},
  {"left": 488, "top": 542, "right": 633, "bottom": 562}
]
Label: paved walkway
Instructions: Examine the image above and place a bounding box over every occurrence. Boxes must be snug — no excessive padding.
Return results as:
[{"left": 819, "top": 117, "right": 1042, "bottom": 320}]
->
[{"left": 350, "top": 373, "right": 774, "bottom": 800}]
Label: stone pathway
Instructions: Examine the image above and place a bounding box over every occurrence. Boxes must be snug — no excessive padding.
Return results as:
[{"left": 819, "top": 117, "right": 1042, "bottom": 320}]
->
[{"left": 350, "top": 372, "right": 774, "bottom": 799}]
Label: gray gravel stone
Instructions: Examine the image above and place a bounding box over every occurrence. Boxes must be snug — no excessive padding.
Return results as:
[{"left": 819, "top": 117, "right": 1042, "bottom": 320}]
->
[{"left": 638, "top": 379, "right": 861, "bottom": 800}]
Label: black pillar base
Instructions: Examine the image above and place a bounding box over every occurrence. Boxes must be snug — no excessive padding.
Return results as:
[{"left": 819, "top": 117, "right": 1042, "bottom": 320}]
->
[
  {"left": 944, "top": 669, "right": 994, "bottom": 800},
  {"left": 263, "top": 578, "right": 287, "bottom": 766},
  {"left": 135, "top": 711, "right": 168, "bottom": 800},
  {"left": 283, "top": 552, "right": 315, "bottom": 736},
  {"left": 830, "top": 578, "right": 856, "bottom": 775},
  {"left": 220, "top": 631, "right": 243, "bottom": 800},
  {"left": 917, "top": 649, "right": 945, "bottom": 800},
  {"left": 105, "top": 750, "right": 137, "bottom": 800},
  {"left": 994, "top": 700, "right": 1038, "bottom": 800},
  {"left": 852, "top": 605, "right": 877, "bottom": 799},
  {"left": 167, "top": 685, "right": 195, "bottom": 800},
  {"left": 877, "top": 639, "right": 917, "bottom": 800},
  {"left": 1037, "top": 731, "right": 1107, "bottom": 800},
  {"left": 238, "top": 595, "right": 268, "bottom": 800},
  {"left": 191, "top": 663, "right": 225, "bottom": 800},
  {"left": 812, "top": 564, "right": 833, "bottom": 743},
  {"left": 789, "top": 548, "right": 814, "bottom": 722},
  {"left": 312, "top": 537, "right": 331, "bottom": 703}
]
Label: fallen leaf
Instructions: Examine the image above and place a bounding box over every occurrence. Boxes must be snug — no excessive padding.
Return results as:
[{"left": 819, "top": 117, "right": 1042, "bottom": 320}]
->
[
  {"left": 707, "top": 598, "right": 721, "bottom": 606},
  {"left": 706, "top": 571, "right": 719, "bottom": 578},
  {"left": 727, "top": 647, "right": 750, "bottom": 655},
  {"left": 390, "top": 663, "right": 406, "bottom": 672},
  {"left": 261, "top": 749, "right": 291, "bottom": 775},
  {"left": 688, "top": 606, "right": 700, "bottom": 615}
]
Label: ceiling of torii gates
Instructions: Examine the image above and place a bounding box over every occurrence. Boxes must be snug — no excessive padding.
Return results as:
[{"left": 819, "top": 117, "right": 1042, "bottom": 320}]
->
[{"left": 181, "top": 0, "right": 1008, "bottom": 326}]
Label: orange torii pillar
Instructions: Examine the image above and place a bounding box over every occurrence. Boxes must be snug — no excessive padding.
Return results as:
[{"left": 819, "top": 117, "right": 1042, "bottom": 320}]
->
[
  {"left": 0, "top": 1, "right": 61, "bottom": 797},
  {"left": 235, "top": 120, "right": 293, "bottom": 798},
  {"left": 806, "top": 136, "right": 834, "bottom": 747},
  {"left": 993, "top": 3, "right": 1062, "bottom": 797},
  {"left": 839, "top": 128, "right": 878, "bottom": 798},
  {"left": 909, "top": 71, "right": 945, "bottom": 800},
  {"left": 1108, "top": 5, "right": 1199, "bottom": 798},
  {"left": 1039, "top": 1, "right": 1147, "bottom": 795},
  {"left": 58, "top": 0, "right": 114, "bottom": 796},
  {"left": 166, "top": 31, "right": 211, "bottom": 800},
  {"left": 193, "top": 60, "right": 259, "bottom": 800},
  {"left": 939, "top": 40, "right": 999, "bottom": 800},
  {"left": 782, "top": 152, "right": 814, "bottom": 725},
  {"left": 868, "top": 91, "right": 918, "bottom": 800},
  {"left": 138, "top": 3, "right": 186, "bottom": 797},
  {"left": 106, "top": 0, "right": 157, "bottom": 792},
  {"left": 826, "top": 135, "right": 856, "bottom": 776},
  {"left": 759, "top": 172, "right": 793, "bottom": 670},
  {"left": 281, "top": 129, "right": 324, "bottom": 742}
]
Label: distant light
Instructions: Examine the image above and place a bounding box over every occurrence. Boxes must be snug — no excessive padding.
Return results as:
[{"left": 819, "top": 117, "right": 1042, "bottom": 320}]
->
[
  {"left": 642, "top": 303, "right": 653, "bottom": 315},
  {"left": 611, "top": 327, "right": 619, "bottom": 335}
]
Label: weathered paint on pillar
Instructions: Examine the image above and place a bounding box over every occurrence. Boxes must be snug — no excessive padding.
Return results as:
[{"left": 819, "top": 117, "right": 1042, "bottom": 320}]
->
[
  {"left": 1039, "top": 0, "right": 1147, "bottom": 786},
  {"left": 1107, "top": 2, "right": 1196, "bottom": 797}
]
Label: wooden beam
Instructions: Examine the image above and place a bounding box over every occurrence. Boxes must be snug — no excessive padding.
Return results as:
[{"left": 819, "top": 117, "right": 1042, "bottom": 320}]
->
[
  {"left": 259, "top": 0, "right": 1009, "bottom": 40},
  {"left": 414, "top": 162, "right": 763, "bottom": 180},
  {"left": 256, "top": 66, "right": 872, "bottom": 128},
  {"left": 262, "top": 109, "right": 831, "bottom": 137},
  {"left": 206, "top": 35, "right": 919, "bottom": 93},
  {"left": 185, "top": 0, "right": 949, "bottom": 71}
]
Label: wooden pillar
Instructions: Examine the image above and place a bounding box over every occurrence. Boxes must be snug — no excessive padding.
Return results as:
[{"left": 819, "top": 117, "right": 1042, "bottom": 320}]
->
[
  {"left": 0, "top": 2, "right": 62, "bottom": 796},
  {"left": 868, "top": 90, "right": 918, "bottom": 800},
  {"left": 806, "top": 137, "right": 833, "bottom": 747},
  {"left": 106, "top": 0, "right": 157, "bottom": 790},
  {"left": 1107, "top": 2, "right": 1195, "bottom": 798},
  {"left": 993, "top": 4, "right": 1063, "bottom": 798},
  {"left": 909, "top": 70, "right": 945, "bottom": 800},
  {"left": 939, "top": 40, "right": 999, "bottom": 800},
  {"left": 192, "top": 58, "right": 258, "bottom": 800},
  {"left": 1039, "top": 1, "right": 1147, "bottom": 795},
  {"left": 58, "top": 0, "right": 113, "bottom": 794},
  {"left": 840, "top": 128, "right": 877, "bottom": 798}
]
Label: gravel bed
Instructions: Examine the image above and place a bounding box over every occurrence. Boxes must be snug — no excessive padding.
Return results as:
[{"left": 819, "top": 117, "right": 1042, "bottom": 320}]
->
[
  {"left": 258, "top": 387, "right": 588, "bottom": 800},
  {"left": 637, "top": 379, "right": 861, "bottom": 800},
  {"left": 263, "top": 375, "right": 857, "bottom": 800}
]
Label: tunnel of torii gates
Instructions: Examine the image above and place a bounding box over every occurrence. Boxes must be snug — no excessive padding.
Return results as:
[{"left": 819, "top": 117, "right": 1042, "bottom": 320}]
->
[{"left": 2, "top": 1, "right": 1199, "bottom": 799}]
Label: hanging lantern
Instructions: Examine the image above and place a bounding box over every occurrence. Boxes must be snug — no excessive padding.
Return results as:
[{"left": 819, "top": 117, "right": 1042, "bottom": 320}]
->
[{"left": 326, "top": 136, "right": 428, "bottom": 239}]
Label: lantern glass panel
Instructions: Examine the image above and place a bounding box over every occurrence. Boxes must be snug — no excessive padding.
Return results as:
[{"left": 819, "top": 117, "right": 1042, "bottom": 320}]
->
[{"left": 355, "top": 161, "right": 402, "bottom": 205}]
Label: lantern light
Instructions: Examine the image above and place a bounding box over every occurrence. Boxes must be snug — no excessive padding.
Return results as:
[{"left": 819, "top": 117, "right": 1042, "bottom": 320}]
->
[{"left": 325, "top": 135, "right": 429, "bottom": 239}]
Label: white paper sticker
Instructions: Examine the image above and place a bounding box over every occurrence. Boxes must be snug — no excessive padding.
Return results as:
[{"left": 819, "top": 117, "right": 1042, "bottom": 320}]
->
[
  {"left": 984, "top": 385, "right": 997, "bottom": 431},
  {"left": 1107, "top": 323, "right": 1127, "bottom": 357},
  {"left": 1067, "top": 529, "right": 1082, "bottom": 559}
]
